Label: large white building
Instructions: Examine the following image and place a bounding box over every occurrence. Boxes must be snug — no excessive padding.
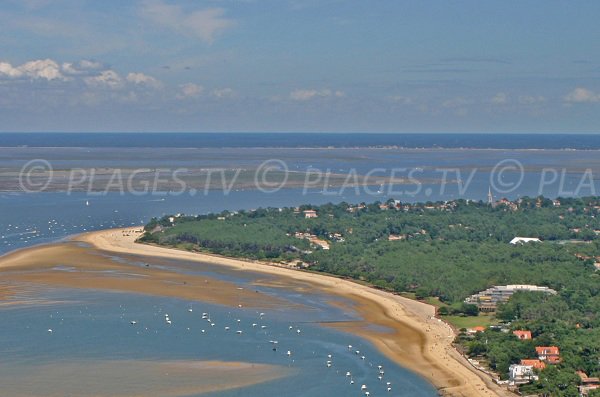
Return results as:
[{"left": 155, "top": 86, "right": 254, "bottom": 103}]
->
[
  {"left": 465, "top": 285, "right": 557, "bottom": 311},
  {"left": 509, "top": 364, "right": 539, "bottom": 385},
  {"left": 510, "top": 237, "right": 542, "bottom": 245}
]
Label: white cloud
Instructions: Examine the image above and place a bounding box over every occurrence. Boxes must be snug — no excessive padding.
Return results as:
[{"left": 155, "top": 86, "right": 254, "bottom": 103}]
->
[
  {"left": 140, "top": 1, "right": 235, "bottom": 44},
  {"left": 61, "top": 60, "right": 104, "bottom": 76},
  {"left": 0, "top": 62, "right": 23, "bottom": 78},
  {"left": 61, "top": 62, "right": 79, "bottom": 75},
  {"left": 491, "top": 92, "right": 508, "bottom": 105},
  {"left": 564, "top": 87, "right": 600, "bottom": 103},
  {"left": 0, "top": 59, "right": 65, "bottom": 80},
  {"left": 178, "top": 83, "right": 204, "bottom": 99},
  {"left": 85, "top": 70, "right": 161, "bottom": 90},
  {"left": 289, "top": 88, "right": 344, "bottom": 101},
  {"left": 79, "top": 60, "right": 103, "bottom": 70},
  {"left": 212, "top": 87, "right": 237, "bottom": 98},
  {"left": 84, "top": 70, "right": 123, "bottom": 89},
  {"left": 126, "top": 72, "right": 161, "bottom": 88},
  {"left": 20, "top": 59, "right": 64, "bottom": 80}
]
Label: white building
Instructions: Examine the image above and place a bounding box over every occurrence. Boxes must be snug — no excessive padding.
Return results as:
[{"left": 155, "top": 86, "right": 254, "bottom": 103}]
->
[
  {"left": 465, "top": 284, "right": 557, "bottom": 311},
  {"left": 510, "top": 237, "right": 542, "bottom": 245},
  {"left": 509, "top": 364, "right": 538, "bottom": 385}
]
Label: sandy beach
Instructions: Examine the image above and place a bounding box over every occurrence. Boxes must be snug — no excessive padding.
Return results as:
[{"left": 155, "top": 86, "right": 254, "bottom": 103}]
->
[
  {"left": 77, "top": 228, "right": 515, "bottom": 397},
  {"left": 0, "top": 227, "right": 515, "bottom": 397}
]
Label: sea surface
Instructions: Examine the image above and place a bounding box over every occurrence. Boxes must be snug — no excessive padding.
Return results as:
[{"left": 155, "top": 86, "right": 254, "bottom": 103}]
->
[
  {"left": 1, "top": 132, "right": 599, "bottom": 396},
  {"left": 1, "top": 191, "right": 441, "bottom": 397},
  {"left": 2, "top": 132, "right": 600, "bottom": 149},
  {"left": 0, "top": 273, "right": 437, "bottom": 396}
]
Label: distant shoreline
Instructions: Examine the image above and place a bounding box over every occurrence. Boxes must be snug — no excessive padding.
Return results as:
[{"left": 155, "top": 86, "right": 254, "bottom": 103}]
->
[
  {"left": 1, "top": 131, "right": 600, "bottom": 151},
  {"left": 2, "top": 145, "right": 600, "bottom": 151}
]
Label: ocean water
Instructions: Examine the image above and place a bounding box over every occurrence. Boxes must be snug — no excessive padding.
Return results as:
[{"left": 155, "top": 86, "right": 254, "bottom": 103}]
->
[
  {"left": 2, "top": 133, "right": 600, "bottom": 395},
  {"left": 0, "top": 267, "right": 438, "bottom": 396},
  {"left": 2, "top": 132, "right": 600, "bottom": 149}
]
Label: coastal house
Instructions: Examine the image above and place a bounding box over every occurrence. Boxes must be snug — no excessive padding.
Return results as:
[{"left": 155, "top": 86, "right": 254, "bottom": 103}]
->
[
  {"left": 303, "top": 210, "right": 318, "bottom": 219},
  {"left": 510, "top": 237, "right": 542, "bottom": 245},
  {"left": 466, "top": 326, "right": 486, "bottom": 335},
  {"left": 536, "top": 346, "right": 560, "bottom": 364},
  {"left": 577, "top": 371, "right": 600, "bottom": 396},
  {"left": 294, "top": 232, "right": 330, "bottom": 250},
  {"left": 491, "top": 198, "right": 519, "bottom": 211},
  {"left": 508, "top": 364, "right": 539, "bottom": 385},
  {"left": 347, "top": 204, "right": 367, "bottom": 213},
  {"left": 513, "top": 330, "right": 532, "bottom": 340},
  {"left": 520, "top": 359, "right": 546, "bottom": 370},
  {"left": 465, "top": 285, "right": 557, "bottom": 312}
]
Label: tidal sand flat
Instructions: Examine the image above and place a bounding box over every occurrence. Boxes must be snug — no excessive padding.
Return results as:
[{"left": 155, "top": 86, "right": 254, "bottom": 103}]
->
[
  {"left": 0, "top": 241, "right": 288, "bottom": 309},
  {"left": 0, "top": 360, "right": 291, "bottom": 397}
]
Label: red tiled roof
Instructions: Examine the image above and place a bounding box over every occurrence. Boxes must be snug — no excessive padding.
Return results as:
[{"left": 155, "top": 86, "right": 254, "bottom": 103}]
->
[
  {"left": 546, "top": 355, "right": 561, "bottom": 364},
  {"left": 513, "top": 330, "right": 532, "bottom": 340},
  {"left": 536, "top": 346, "right": 560, "bottom": 356},
  {"left": 520, "top": 359, "right": 546, "bottom": 369}
]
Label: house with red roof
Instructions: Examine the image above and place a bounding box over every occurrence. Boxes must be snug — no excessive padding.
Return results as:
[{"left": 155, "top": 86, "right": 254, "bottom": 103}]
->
[
  {"left": 466, "top": 326, "right": 486, "bottom": 335},
  {"left": 513, "top": 330, "right": 532, "bottom": 340},
  {"left": 536, "top": 346, "right": 560, "bottom": 363},
  {"left": 578, "top": 372, "right": 600, "bottom": 396},
  {"left": 520, "top": 359, "right": 546, "bottom": 370}
]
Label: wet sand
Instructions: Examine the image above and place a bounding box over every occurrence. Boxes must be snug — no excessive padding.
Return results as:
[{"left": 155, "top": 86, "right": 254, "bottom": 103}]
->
[
  {"left": 0, "top": 359, "right": 291, "bottom": 397},
  {"left": 0, "top": 228, "right": 515, "bottom": 397},
  {"left": 0, "top": 241, "right": 288, "bottom": 309}
]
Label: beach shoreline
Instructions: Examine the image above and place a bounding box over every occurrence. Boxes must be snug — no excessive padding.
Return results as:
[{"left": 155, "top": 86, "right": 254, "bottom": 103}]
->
[
  {"left": 0, "top": 226, "right": 515, "bottom": 397},
  {"left": 73, "top": 227, "right": 514, "bottom": 397}
]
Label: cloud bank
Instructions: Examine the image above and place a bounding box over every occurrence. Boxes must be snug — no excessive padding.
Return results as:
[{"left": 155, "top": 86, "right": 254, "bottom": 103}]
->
[{"left": 564, "top": 87, "right": 600, "bottom": 103}]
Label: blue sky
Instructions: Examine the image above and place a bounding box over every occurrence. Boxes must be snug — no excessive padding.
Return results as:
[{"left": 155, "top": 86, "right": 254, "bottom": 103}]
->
[{"left": 1, "top": 0, "right": 599, "bottom": 133}]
